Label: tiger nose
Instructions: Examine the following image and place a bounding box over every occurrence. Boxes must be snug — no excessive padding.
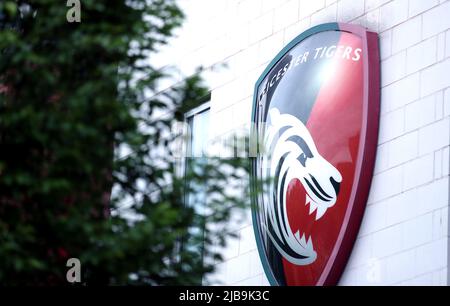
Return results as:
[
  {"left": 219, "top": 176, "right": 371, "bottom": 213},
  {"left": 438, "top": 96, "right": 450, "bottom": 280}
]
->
[{"left": 330, "top": 176, "right": 340, "bottom": 195}]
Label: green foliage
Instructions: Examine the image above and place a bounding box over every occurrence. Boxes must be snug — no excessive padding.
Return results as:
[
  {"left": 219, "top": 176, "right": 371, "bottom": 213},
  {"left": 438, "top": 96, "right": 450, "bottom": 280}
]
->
[{"left": 0, "top": 0, "right": 250, "bottom": 285}]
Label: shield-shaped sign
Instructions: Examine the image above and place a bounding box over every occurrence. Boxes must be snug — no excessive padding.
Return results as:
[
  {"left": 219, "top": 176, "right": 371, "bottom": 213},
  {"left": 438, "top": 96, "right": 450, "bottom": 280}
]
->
[{"left": 250, "top": 23, "right": 380, "bottom": 286}]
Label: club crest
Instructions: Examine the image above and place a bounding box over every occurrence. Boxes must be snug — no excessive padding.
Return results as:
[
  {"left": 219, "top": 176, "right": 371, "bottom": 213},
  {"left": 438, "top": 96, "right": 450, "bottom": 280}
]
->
[{"left": 250, "top": 23, "right": 380, "bottom": 286}]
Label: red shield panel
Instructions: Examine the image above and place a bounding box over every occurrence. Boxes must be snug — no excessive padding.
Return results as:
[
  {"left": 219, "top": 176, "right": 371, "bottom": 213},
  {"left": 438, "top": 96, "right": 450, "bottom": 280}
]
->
[{"left": 250, "top": 23, "right": 380, "bottom": 286}]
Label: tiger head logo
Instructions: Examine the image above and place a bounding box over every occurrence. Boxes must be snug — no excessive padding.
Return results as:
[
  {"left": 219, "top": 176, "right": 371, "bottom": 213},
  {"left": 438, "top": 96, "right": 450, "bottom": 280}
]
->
[{"left": 260, "top": 107, "right": 342, "bottom": 265}]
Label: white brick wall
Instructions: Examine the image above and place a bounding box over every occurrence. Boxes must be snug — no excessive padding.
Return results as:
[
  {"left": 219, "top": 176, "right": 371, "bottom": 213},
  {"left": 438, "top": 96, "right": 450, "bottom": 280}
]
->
[{"left": 160, "top": 0, "right": 450, "bottom": 286}]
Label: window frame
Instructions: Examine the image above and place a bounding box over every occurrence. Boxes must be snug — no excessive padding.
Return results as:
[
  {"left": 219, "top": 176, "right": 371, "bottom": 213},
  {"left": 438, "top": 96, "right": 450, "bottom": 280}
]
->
[{"left": 177, "top": 101, "right": 211, "bottom": 284}]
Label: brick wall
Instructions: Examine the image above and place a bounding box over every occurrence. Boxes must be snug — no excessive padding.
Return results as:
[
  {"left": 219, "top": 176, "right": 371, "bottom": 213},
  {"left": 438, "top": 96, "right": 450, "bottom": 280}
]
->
[{"left": 156, "top": 0, "right": 450, "bottom": 285}]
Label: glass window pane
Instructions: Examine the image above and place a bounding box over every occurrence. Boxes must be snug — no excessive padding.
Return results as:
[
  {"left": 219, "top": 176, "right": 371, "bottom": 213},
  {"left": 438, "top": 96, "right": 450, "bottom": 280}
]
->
[{"left": 183, "top": 106, "right": 210, "bottom": 278}]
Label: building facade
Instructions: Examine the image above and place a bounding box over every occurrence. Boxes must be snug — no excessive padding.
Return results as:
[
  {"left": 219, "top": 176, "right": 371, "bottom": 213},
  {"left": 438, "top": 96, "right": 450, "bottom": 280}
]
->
[{"left": 154, "top": 0, "right": 450, "bottom": 285}]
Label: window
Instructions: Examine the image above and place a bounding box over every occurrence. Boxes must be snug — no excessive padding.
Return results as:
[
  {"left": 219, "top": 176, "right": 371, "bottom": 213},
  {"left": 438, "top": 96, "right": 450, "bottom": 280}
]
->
[
  {"left": 185, "top": 102, "right": 210, "bottom": 211},
  {"left": 182, "top": 102, "right": 210, "bottom": 283}
]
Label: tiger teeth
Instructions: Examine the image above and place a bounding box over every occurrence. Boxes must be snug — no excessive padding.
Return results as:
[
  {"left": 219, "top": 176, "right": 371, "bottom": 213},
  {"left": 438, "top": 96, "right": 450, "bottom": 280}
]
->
[
  {"left": 306, "top": 196, "right": 326, "bottom": 219},
  {"left": 305, "top": 196, "right": 311, "bottom": 206},
  {"left": 299, "top": 233, "right": 307, "bottom": 247},
  {"left": 295, "top": 230, "right": 313, "bottom": 250},
  {"left": 306, "top": 236, "right": 313, "bottom": 249},
  {"left": 315, "top": 206, "right": 327, "bottom": 221},
  {"left": 309, "top": 201, "right": 318, "bottom": 215}
]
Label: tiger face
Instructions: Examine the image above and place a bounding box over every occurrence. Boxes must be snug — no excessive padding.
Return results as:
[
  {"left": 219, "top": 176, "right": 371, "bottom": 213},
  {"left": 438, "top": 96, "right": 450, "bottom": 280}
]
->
[{"left": 260, "top": 107, "right": 342, "bottom": 265}]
